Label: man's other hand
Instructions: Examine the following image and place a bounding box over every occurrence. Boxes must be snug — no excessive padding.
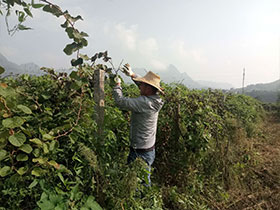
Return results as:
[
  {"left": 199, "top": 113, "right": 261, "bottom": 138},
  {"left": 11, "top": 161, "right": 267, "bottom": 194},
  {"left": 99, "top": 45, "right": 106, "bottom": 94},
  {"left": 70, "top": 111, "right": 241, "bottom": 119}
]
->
[{"left": 121, "top": 63, "right": 134, "bottom": 77}]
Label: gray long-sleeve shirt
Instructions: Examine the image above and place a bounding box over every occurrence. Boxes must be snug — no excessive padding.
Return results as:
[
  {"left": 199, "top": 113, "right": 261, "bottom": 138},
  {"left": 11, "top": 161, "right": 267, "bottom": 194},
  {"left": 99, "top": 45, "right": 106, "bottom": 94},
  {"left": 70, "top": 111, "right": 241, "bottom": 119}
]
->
[{"left": 113, "top": 85, "right": 164, "bottom": 149}]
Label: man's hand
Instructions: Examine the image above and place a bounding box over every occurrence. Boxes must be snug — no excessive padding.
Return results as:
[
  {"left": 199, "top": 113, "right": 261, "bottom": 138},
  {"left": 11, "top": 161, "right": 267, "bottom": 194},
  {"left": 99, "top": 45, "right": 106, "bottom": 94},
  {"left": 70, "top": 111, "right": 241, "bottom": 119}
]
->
[
  {"left": 109, "top": 74, "right": 121, "bottom": 87},
  {"left": 121, "top": 63, "right": 134, "bottom": 77},
  {"left": 114, "top": 76, "right": 121, "bottom": 85}
]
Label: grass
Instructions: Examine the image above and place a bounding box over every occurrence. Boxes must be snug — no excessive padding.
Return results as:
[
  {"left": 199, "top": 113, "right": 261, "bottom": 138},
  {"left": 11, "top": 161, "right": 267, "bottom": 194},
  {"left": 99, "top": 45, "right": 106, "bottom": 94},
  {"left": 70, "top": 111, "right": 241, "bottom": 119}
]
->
[{"left": 217, "top": 112, "right": 280, "bottom": 209}]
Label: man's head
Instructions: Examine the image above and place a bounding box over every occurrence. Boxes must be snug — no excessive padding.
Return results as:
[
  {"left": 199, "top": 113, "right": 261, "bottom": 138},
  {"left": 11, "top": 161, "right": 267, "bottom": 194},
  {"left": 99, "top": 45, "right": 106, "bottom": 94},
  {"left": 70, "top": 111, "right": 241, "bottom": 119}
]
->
[
  {"left": 139, "top": 82, "right": 158, "bottom": 96},
  {"left": 133, "top": 71, "right": 163, "bottom": 95}
]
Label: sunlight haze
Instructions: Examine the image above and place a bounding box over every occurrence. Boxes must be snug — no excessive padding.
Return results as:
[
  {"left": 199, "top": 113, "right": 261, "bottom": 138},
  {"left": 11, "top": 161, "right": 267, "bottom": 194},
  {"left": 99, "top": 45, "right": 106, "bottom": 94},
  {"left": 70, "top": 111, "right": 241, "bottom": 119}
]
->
[{"left": 1, "top": 0, "right": 280, "bottom": 88}]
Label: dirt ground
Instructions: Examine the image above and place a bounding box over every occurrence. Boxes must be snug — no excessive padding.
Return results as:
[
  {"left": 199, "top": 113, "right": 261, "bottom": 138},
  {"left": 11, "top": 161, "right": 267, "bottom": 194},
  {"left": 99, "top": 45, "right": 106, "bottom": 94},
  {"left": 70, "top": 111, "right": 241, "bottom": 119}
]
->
[{"left": 226, "top": 113, "right": 280, "bottom": 210}]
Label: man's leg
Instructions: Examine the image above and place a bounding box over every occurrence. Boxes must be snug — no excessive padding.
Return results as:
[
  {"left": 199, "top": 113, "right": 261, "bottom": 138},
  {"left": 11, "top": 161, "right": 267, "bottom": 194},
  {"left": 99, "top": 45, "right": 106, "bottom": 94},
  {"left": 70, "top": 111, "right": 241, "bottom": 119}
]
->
[
  {"left": 138, "top": 149, "right": 155, "bottom": 186},
  {"left": 127, "top": 149, "right": 155, "bottom": 186}
]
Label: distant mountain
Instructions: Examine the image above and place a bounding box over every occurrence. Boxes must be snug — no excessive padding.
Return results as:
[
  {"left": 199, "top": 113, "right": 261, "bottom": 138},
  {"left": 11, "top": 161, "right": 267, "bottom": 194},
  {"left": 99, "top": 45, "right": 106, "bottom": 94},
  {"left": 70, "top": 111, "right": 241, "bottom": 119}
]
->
[
  {"left": 120, "top": 64, "right": 203, "bottom": 89},
  {"left": 243, "top": 80, "right": 280, "bottom": 92},
  {"left": 125, "top": 64, "right": 233, "bottom": 89},
  {"left": 233, "top": 79, "right": 280, "bottom": 103},
  {"left": 233, "top": 79, "right": 280, "bottom": 93},
  {"left": 0, "top": 53, "right": 234, "bottom": 90},
  {"left": 197, "top": 80, "right": 234, "bottom": 90},
  {"left": 0, "top": 53, "right": 44, "bottom": 77},
  {"left": 159, "top": 64, "right": 203, "bottom": 89}
]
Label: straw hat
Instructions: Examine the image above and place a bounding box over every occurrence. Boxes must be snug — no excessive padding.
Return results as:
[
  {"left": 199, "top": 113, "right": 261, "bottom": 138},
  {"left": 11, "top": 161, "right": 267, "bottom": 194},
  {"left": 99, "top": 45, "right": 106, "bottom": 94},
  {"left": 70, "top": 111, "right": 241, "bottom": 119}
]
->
[{"left": 133, "top": 71, "right": 164, "bottom": 93}]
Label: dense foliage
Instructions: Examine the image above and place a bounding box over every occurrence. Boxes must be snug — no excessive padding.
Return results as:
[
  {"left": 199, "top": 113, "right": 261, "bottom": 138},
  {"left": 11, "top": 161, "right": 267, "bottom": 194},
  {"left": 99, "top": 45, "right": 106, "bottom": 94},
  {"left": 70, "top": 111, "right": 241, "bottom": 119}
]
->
[
  {"left": 0, "top": 1, "right": 267, "bottom": 209},
  {"left": 0, "top": 68, "right": 265, "bottom": 209}
]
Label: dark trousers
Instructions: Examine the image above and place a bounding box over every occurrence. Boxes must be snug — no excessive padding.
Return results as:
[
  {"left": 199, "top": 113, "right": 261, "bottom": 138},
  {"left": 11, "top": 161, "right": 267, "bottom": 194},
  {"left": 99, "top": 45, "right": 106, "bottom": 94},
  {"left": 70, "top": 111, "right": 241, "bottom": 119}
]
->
[{"left": 127, "top": 147, "right": 155, "bottom": 186}]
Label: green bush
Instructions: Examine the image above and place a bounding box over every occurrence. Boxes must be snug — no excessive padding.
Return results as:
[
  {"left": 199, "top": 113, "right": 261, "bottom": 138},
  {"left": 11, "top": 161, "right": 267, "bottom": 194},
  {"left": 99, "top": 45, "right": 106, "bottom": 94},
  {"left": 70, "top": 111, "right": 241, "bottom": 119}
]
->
[{"left": 0, "top": 71, "right": 265, "bottom": 209}]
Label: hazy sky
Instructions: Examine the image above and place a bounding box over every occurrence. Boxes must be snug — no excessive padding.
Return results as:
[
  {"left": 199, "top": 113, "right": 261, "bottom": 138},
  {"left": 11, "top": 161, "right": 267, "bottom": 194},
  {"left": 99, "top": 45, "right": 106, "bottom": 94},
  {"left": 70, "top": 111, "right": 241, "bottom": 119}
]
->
[{"left": 1, "top": 0, "right": 280, "bottom": 87}]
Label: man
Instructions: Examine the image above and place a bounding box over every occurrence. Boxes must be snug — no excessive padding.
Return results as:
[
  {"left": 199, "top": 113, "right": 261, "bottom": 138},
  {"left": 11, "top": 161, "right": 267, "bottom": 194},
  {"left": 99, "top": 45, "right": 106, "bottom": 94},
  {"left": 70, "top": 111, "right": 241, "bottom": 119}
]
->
[{"left": 112, "top": 64, "right": 164, "bottom": 186}]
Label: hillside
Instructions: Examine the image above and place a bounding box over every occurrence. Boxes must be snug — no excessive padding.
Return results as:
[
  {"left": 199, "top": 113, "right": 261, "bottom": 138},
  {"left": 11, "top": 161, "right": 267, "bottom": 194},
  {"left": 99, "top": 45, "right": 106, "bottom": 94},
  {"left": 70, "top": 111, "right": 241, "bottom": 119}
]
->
[
  {"left": 245, "top": 80, "right": 280, "bottom": 92},
  {"left": 123, "top": 64, "right": 234, "bottom": 89},
  {"left": 0, "top": 53, "right": 43, "bottom": 77},
  {"left": 127, "top": 64, "right": 203, "bottom": 89},
  {"left": 0, "top": 53, "right": 235, "bottom": 89},
  {"left": 233, "top": 80, "right": 280, "bottom": 103}
]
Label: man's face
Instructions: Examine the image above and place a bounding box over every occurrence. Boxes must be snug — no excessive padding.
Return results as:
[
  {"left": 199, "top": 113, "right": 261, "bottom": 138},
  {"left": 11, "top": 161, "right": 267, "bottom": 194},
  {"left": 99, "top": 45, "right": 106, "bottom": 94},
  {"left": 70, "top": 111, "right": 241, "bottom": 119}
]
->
[{"left": 139, "top": 82, "right": 148, "bottom": 96}]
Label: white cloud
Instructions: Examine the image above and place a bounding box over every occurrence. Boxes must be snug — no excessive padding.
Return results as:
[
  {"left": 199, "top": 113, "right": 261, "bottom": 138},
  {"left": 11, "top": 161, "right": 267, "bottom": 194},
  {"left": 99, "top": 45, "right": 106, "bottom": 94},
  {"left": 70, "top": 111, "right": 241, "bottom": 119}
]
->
[
  {"left": 0, "top": 46, "right": 18, "bottom": 58},
  {"left": 172, "top": 40, "right": 207, "bottom": 64},
  {"left": 115, "top": 23, "right": 138, "bottom": 50},
  {"left": 150, "top": 59, "right": 167, "bottom": 70},
  {"left": 139, "top": 37, "right": 158, "bottom": 56},
  {"left": 103, "top": 22, "right": 168, "bottom": 70},
  {"left": 190, "top": 49, "right": 207, "bottom": 63}
]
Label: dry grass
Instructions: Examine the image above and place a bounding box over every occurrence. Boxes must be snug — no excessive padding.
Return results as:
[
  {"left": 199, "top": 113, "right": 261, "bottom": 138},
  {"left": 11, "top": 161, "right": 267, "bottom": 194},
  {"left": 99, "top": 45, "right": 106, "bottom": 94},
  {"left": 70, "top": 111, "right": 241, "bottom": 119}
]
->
[{"left": 222, "top": 113, "right": 280, "bottom": 210}]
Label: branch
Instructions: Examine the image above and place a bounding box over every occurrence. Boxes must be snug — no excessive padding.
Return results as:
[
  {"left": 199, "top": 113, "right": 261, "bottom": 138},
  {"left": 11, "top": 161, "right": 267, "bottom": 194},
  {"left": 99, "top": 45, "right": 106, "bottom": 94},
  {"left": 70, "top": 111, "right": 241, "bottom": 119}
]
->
[
  {"left": 54, "top": 91, "right": 84, "bottom": 140},
  {"left": 40, "top": 0, "right": 75, "bottom": 27}
]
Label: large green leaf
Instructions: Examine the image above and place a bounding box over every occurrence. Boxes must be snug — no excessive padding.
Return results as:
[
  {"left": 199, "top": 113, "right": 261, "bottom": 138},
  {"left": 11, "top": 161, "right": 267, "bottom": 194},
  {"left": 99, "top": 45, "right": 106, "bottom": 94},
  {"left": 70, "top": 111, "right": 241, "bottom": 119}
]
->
[
  {"left": 43, "top": 143, "right": 49, "bottom": 154},
  {"left": 24, "top": 7, "right": 33, "bottom": 17},
  {"left": 0, "top": 86, "right": 17, "bottom": 98},
  {"left": 29, "top": 179, "right": 39, "bottom": 188},
  {"left": 48, "top": 141, "right": 58, "bottom": 151},
  {"left": 8, "top": 133, "right": 26, "bottom": 147},
  {"left": 0, "top": 66, "right": 5, "bottom": 75},
  {"left": 18, "top": 24, "right": 32, "bottom": 31},
  {"left": 19, "top": 144, "right": 33, "bottom": 154},
  {"left": 0, "top": 149, "right": 7, "bottom": 161},
  {"left": 30, "top": 138, "right": 43, "bottom": 146},
  {"left": 31, "top": 167, "right": 44, "bottom": 177},
  {"left": 81, "top": 196, "right": 102, "bottom": 210},
  {"left": 42, "top": 134, "right": 53, "bottom": 141},
  {"left": 65, "top": 27, "right": 74, "bottom": 39},
  {"left": 2, "top": 116, "right": 25, "bottom": 128},
  {"left": 0, "top": 138, "right": 7, "bottom": 150},
  {"left": 17, "top": 105, "right": 32, "bottom": 114},
  {"left": 63, "top": 42, "right": 82, "bottom": 55},
  {"left": 0, "top": 166, "right": 11, "bottom": 177},
  {"left": 32, "top": 3, "right": 45, "bottom": 9},
  {"left": 71, "top": 58, "right": 83, "bottom": 66},
  {"left": 16, "top": 153, "right": 29, "bottom": 161},
  {"left": 43, "top": 4, "right": 63, "bottom": 17},
  {"left": 32, "top": 157, "right": 48, "bottom": 164},
  {"left": 17, "top": 166, "right": 28, "bottom": 175}
]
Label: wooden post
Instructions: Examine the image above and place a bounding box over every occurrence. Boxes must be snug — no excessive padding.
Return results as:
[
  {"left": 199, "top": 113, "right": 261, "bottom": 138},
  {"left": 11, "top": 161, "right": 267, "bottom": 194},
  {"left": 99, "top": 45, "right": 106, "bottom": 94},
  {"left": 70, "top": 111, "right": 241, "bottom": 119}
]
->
[{"left": 94, "top": 69, "right": 105, "bottom": 140}]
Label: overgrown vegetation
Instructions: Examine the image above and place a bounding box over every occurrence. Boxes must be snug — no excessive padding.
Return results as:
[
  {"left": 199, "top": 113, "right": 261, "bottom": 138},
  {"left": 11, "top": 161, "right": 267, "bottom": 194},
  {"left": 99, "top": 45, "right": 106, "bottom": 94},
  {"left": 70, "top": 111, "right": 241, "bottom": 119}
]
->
[
  {"left": 0, "top": 69, "right": 266, "bottom": 209},
  {"left": 0, "top": 1, "right": 275, "bottom": 209}
]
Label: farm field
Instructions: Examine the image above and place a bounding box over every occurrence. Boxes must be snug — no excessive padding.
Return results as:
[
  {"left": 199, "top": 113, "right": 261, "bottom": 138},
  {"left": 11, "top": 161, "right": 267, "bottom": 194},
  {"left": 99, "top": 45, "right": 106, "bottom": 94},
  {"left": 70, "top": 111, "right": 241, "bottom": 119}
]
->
[{"left": 1, "top": 70, "right": 279, "bottom": 209}]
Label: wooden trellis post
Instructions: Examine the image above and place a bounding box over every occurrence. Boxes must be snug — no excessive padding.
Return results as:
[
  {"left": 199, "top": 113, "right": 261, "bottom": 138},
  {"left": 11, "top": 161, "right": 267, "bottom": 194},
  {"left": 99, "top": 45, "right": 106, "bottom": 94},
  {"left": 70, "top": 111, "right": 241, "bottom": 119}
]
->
[{"left": 94, "top": 69, "right": 105, "bottom": 140}]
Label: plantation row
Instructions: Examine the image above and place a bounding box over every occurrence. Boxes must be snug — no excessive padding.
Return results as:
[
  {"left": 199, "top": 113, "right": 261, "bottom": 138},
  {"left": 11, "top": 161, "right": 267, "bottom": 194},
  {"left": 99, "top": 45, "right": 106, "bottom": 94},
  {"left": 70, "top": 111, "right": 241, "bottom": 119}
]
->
[{"left": 0, "top": 69, "right": 264, "bottom": 209}]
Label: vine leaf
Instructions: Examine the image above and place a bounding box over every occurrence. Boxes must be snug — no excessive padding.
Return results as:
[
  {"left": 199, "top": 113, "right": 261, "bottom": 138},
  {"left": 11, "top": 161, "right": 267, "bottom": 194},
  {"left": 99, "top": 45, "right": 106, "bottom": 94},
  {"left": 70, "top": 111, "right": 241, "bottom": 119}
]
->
[
  {"left": 17, "top": 105, "right": 32, "bottom": 114},
  {"left": 71, "top": 58, "right": 83, "bottom": 66},
  {"left": 0, "top": 166, "right": 11, "bottom": 177},
  {"left": 19, "top": 144, "right": 33, "bottom": 154},
  {"left": 63, "top": 42, "right": 82, "bottom": 55},
  {"left": 2, "top": 117, "right": 25, "bottom": 128},
  {"left": 8, "top": 133, "right": 26, "bottom": 147},
  {"left": 0, "top": 149, "right": 8, "bottom": 161},
  {"left": 0, "top": 66, "right": 5, "bottom": 75},
  {"left": 17, "top": 166, "right": 28, "bottom": 175},
  {"left": 42, "top": 5, "right": 63, "bottom": 17},
  {"left": 31, "top": 167, "right": 44, "bottom": 177},
  {"left": 32, "top": 4, "right": 45, "bottom": 9},
  {"left": 16, "top": 153, "right": 29, "bottom": 161},
  {"left": 24, "top": 7, "right": 33, "bottom": 17},
  {"left": 18, "top": 24, "right": 32, "bottom": 31}
]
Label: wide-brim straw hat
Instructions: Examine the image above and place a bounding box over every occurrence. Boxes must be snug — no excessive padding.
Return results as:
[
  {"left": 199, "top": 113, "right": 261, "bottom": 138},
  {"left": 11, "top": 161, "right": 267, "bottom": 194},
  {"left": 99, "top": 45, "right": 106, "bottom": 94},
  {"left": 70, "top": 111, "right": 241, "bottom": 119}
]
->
[{"left": 133, "top": 71, "right": 164, "bottom": 94}]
